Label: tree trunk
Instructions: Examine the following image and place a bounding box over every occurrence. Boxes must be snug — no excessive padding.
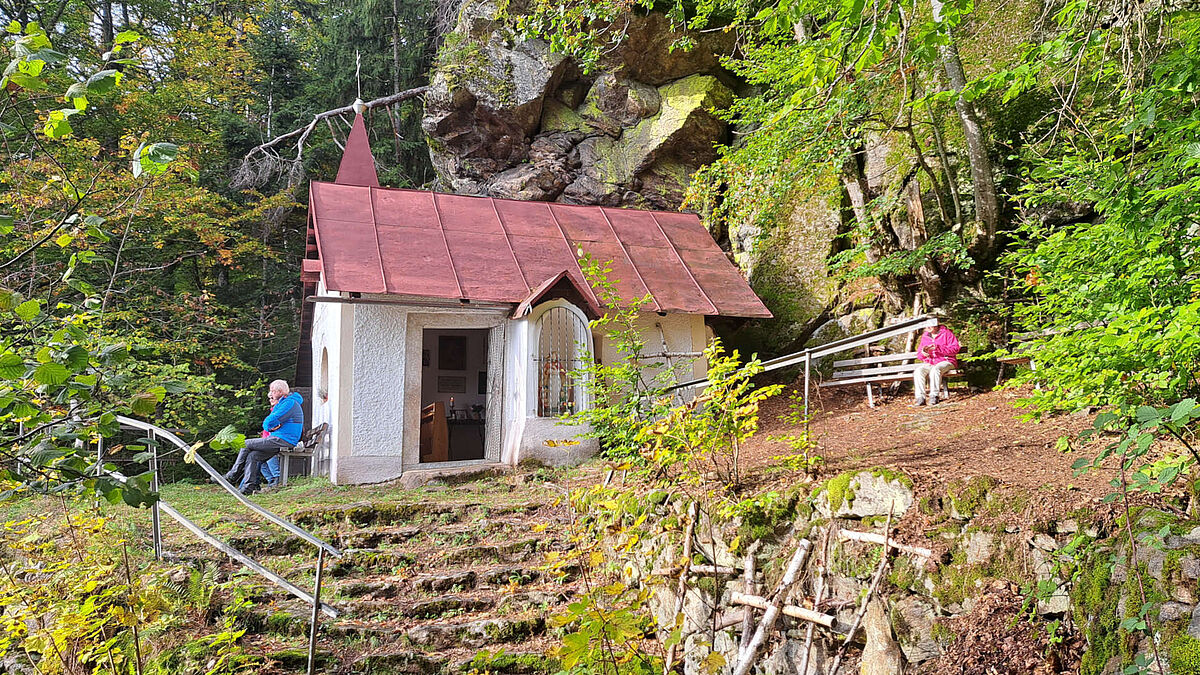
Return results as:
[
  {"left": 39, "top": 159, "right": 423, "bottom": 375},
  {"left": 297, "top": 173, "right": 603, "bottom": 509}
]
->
[
  {"left": 931, "top": 0, "right": 999, "bottom": 259},
  {"left": 841, "top": 149, "right": 907, "bottom": 312},
  {"left": 99, "top": 0, "right": 114, "bottom": 48}
]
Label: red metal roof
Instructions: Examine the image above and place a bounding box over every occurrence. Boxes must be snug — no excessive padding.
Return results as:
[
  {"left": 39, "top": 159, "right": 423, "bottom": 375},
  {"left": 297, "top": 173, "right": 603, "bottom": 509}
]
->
[
  {"left": 334, "top": 113, "right": 380, "bottom": 187},
  {"left": 307, "top": 182, "right": 771, "bottom": 318}
]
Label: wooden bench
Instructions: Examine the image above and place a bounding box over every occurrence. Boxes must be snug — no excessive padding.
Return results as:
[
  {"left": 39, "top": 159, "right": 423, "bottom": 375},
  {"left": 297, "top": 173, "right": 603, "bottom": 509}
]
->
[
  {"left": 277, "top": 422, "right": 329, "bottom": 487},
  {"left": 821, "top": 351, "right": 965, "bottom": 407},
  {"left": 419, "top": 402, "right": 449, "bottom": 463}
]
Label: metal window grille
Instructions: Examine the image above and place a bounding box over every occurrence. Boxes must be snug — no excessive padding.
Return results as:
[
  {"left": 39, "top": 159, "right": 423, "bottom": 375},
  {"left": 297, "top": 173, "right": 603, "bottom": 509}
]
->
[{"left": 535, "top": 306, "right": 589, "bottom": 417}]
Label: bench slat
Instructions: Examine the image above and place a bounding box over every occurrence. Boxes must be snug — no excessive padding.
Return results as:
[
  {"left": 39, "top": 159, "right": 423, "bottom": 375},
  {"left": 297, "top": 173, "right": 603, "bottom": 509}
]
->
[
  {"left": 833, "top": 363, "right": 922, "bottom": 379},
  {"left": 821, "top": 370, "right": 963, "bottom": 388},
  {"left": 831, "top": 352, "right": 919, "bottom": 368}
]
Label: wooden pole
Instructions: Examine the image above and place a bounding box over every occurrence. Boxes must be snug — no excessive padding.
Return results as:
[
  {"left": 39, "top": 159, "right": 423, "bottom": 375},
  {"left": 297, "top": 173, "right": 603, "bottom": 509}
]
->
[
  {"left": 731, "top": 539, "right": 812, "bottom": 675},
  {"left": 663, "top": 503, "right": 698, "bottom": 675},
  {"left": 739, "top": 541, "right": 761, "bottom": 653}
]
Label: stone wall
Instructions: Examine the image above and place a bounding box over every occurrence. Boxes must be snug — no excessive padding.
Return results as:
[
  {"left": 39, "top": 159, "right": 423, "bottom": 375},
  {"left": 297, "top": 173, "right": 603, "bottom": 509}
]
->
[{"left": 605, "top": 471, "right": 1200, "bottom": 673}]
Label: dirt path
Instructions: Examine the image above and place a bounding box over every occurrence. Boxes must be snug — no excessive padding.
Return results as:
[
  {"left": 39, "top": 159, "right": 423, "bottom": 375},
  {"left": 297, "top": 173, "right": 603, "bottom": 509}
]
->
[{"left": 742, "top": 383, "right": 1120, "bottom": 518}]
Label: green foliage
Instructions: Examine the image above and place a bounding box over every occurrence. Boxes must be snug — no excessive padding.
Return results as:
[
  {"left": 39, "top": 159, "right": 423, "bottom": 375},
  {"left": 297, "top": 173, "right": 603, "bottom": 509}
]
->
[
  {"left": 570, "top": 255, "right": 673, "bottom": 459},
  {"left": 765, "top": 388, "right": 823, "bottom": 477},
  {"left": 551, "top": 582, "right": 663, "bottom": 675},
  {"left": 642, "top": 340, "right": 782, "bottom": 486},
  {"left": 0, "top": 506, "right": 259, "bottom": 674}
]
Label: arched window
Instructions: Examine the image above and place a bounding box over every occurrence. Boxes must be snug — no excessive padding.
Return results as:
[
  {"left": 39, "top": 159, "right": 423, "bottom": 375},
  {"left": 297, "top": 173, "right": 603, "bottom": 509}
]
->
[
  {"left": 533, "top": 303, "right": 591, "bottom": 417},
  {"left": 318, "top": 348, "right": 330, "bottom": 406}
]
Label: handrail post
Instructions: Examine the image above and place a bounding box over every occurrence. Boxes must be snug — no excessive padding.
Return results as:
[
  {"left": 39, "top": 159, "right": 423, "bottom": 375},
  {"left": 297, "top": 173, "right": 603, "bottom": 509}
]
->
[
  {"left": 150, "top": 430, "right": 161, "bottom": 560},
  {"left": 307, "top": 548, "right": 326, "bottom": 675},
  {"left": 803, "top": 351, "right": 811, "bottom": 420}
]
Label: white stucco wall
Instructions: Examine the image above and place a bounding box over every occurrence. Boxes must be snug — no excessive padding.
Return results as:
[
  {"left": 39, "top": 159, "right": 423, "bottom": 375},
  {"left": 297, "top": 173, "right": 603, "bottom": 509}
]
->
[
  {"left": 308, "top": 280, "right": 353, "bottom": 483},
  {"left": 310, "top": 287, "right": 714, "bottom": 483}
]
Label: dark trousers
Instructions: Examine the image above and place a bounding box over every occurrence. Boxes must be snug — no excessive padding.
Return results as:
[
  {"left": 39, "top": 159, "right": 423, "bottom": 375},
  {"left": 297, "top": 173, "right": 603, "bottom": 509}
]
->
[{"left": 225, "top": 436, "right": 292, "bottom": 491}]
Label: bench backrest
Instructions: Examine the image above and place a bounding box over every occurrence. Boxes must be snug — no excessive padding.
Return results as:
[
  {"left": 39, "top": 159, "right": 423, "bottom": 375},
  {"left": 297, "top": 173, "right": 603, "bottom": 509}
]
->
[{"left": 298, "top": 422, "right": 329, "bottom": 449}]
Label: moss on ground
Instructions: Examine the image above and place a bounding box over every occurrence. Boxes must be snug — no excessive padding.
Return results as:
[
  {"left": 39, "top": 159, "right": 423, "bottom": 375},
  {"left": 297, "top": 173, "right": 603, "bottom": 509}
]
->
[
  {"left": 945, "top": 476, "right": 999, "bottom": 519},
  {"left": 1171, "top": 634, "right": 1200, "bottom": 675}
]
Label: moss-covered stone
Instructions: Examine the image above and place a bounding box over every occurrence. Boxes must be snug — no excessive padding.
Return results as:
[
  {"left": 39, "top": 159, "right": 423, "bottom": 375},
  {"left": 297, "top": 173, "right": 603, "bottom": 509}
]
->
[
  {"left": 462, "top": 650, "right": 560, "bottom": 673},
  {"left": 818, "top": 469, "right": 914, "bottom": 519},
  {"left": 1171, "top": 634, "right": 1200, "bottom": 675},
  {"left": 945, "top": 476, "right": 999, "bottom": 520}
]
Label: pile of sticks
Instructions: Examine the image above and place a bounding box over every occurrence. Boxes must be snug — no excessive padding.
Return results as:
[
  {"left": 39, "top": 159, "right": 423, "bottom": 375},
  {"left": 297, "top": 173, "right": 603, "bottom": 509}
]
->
[{"left": 659, "top": 504, "right": 932, "bottom": 675}]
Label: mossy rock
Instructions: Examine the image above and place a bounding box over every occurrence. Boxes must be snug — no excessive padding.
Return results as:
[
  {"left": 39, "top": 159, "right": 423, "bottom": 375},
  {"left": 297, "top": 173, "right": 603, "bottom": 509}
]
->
[
  {"left": 352, "top": 650, "right": 446, "bottom": 674},
  {"left": 816, "top": 469, "right": 914, "bottom": 519},
  {"left": 266, "top": 647, "right": 335, "bottom": 670},
  {"left": 1171, "top": 633, "right": 1200, "bottom": 675},
  {"left": 461, "top": 650, "right": 560, "bottom": 674},
  {"left": 945, "top": 476, "right": 999, "bottom": 520}
]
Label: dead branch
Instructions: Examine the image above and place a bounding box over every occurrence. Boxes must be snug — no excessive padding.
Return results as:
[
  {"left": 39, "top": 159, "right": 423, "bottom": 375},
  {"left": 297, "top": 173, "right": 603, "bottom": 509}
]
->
[
  {"left": 651, "top": 563, "right": 740, "bottom": 577},
  {"left": 739, "top": 541, "right": 761, "bottom": 654},
  {"left": 731, "top": 539, "right": 812, "bottom": 675},
  {"left": 730, "top": 592, "right": 835, "bottom": 629},
  {"left": 232, "top": 86, "right": 430, "bottom": 190},
  {"left": 663, "top": 502, "right": 698, "bottom": 675},
  {"left": 828, "top": 511, "right": 894, "bottom": 675},
  {"left": 798, "top": 525, "right": 832, "bottom": 675},
  {"left": 838, "top": 529, "right": 933, "bottom": 561}
]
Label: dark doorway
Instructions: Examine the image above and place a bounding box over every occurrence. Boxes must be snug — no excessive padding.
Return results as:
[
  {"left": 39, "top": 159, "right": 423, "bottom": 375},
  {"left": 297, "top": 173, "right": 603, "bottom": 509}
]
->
[{"left": 419, "top": 328, "right": 488, "bottom": 462}]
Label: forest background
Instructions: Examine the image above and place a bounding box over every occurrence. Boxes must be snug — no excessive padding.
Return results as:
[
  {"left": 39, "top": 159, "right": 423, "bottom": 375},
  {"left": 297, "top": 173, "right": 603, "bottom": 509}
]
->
[{"left": 0, "top": 0, "right": 1198, "bottom": 501}]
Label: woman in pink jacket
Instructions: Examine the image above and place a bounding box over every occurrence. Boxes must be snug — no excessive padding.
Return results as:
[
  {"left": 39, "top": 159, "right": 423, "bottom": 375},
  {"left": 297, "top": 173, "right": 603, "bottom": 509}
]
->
[{"left": 913, "top": 324, "right": 961, "bottom": 406}]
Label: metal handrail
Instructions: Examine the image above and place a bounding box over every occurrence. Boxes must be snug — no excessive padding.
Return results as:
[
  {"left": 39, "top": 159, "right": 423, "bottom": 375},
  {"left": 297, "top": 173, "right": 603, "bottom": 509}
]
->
[
  {"left": 666, "top": 315, "right": 937, "bottom": 393},
  {"left": 664, "top": 314, "right": 939, "bottom": 417},
  {"left": 111, "top": 416, "right": 341, "bottom": 674},
  {"left": 115, "top": 416, "right": 341, "bottom": 558}
]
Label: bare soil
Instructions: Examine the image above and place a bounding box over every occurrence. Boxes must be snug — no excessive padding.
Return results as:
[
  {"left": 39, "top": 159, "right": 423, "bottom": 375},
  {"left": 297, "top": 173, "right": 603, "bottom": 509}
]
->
[{"left": 740, "top": 383, "right": 1142, "bottom": 527}]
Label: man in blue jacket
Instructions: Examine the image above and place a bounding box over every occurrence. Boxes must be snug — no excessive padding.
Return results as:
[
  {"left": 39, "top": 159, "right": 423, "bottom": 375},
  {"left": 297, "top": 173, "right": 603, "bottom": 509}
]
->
[{"left": 224, "top": 379, "right": 304, "bottom": 495}]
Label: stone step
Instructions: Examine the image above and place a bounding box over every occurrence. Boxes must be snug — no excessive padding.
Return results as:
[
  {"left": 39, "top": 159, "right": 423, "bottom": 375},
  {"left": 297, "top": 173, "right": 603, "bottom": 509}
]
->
[
  {"left": 330, "top": 550, "right": 418, "bottom": 576},
  {"left": 342, "top": 595, "right": 496, "bottom": 620},
  {"left": 226, "top": 532, "right": 308, "bottom": 557},
  {"left": 440, "top": 537, "right": 544, "bottom": 566},
  {"left": 292, "top": 501, "right": 546, "bottom": 529},
  {"left": 454, "top": 650, "right": 558, "bottom": 674},
  {"left": 349, "top": 650, "right": 446, "bottom": 674},
  {"left": 413, "top": 570, "right": 477, "bottom": 592},
  {"left": 263, "top": 647, "right": 336, "bottom": 672},
  {"left": 336, "top": 579, "right": 404, "bottom": 599},
  {"left": 405, "top": 616, "right": 547, "bottom": 649},
  {"left": 482, "top": 566, "right": 542, "bottom": 587},
  {"left": 336, "top": 526, "right": 422, "bottom": 549}
]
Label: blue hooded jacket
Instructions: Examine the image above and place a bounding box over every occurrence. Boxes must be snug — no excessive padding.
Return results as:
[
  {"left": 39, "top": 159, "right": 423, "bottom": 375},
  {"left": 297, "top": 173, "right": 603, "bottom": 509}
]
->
[{"left": 263, "top": 392, "right": 304, "bottom": 445}]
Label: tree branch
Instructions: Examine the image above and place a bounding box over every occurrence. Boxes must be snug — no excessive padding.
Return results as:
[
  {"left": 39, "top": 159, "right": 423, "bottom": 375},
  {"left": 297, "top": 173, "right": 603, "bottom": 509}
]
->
[{"left": 232, "top": 86, "right": 429, "bottom": 189}]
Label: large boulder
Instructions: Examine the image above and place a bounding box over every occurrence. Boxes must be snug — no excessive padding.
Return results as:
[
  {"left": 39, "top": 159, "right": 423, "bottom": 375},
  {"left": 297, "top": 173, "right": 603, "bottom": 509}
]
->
[
  {"left": 423, "top": 0, "right": 736, "bottom": 209},
  {"left": 816, "top": 470, "right": 915, "bottom": 519}
]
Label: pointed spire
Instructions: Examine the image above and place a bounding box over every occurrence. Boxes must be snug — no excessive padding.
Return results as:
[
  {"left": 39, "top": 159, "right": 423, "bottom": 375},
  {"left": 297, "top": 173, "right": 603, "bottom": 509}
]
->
[{"left": 335, "top": 101, "right": 379, "bottom": 187}]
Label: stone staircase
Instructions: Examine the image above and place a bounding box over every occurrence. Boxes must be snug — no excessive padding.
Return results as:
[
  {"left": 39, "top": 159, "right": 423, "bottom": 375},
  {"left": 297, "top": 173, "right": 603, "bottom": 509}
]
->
[{"left": 213, "top": 478, "right": 577, "bottom": 674}]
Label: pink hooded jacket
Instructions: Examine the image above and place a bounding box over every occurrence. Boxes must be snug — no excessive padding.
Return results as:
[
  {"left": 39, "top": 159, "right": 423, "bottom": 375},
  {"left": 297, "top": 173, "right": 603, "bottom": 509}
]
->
[{"left": 917, "top": 327, "right": 962, "bottom": 367}]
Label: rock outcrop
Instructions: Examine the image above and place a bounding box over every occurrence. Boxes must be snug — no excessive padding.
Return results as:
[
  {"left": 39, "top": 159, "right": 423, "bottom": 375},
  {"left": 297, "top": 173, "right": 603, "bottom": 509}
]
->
[
  {"left": 602, "top": 469, "right": 1200, "bottom": 674},
  {"left": 423, "top": 0, "right": 736, "bottom": 210}
]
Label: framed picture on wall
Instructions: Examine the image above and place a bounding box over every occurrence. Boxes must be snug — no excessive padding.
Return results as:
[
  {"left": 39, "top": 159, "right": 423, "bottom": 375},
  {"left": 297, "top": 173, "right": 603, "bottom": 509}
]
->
[
  {"left": 438, "top": 335, "right": 466, "bottom": 370},
  {"left": 437, "top": 376, "right": 466, "bottom": 393}
]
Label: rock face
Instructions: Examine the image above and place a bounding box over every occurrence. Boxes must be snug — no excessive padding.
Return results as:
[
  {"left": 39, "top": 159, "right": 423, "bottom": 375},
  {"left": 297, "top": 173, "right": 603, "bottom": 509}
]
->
[
  {"left": 861, "top": 599, "right": 904, "bottom": 675},
  {"left": 422, "top": 0, "right": 735, "bottom": 210}
]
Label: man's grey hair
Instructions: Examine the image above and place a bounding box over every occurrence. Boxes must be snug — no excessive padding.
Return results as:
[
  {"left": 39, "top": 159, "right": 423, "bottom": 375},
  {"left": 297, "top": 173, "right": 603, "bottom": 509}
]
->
[{"left": 269, "top": 379, "right": 290, "bottom": 395}]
